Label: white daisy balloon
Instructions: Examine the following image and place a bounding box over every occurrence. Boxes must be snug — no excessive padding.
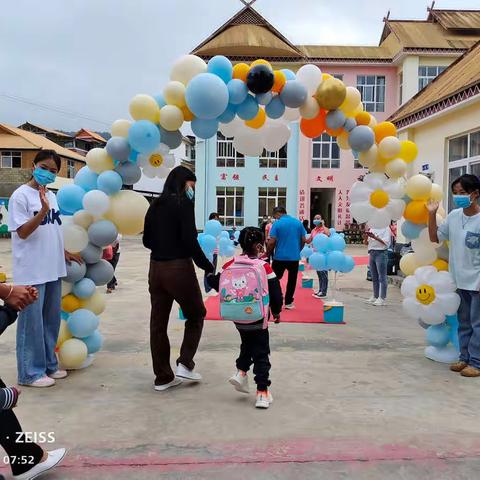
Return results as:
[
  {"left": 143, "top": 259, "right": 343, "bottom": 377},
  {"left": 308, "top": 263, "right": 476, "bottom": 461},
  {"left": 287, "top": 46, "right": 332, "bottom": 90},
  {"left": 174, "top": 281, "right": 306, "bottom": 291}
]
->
[
  {"left": 138, "top": 143, "right": 175, "bottom": 178},
  {"left": 401, "top": 266, "right": 460, "bottom": 325},
  {"left": 349, "top": 173, "right": 405, "bottom": 228}
]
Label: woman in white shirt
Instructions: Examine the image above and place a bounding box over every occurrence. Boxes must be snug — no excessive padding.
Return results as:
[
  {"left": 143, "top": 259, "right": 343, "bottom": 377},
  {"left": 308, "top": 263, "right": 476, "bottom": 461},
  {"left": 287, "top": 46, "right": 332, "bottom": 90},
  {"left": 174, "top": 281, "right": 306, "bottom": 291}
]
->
[
  {"left": 365, "top": 227, "right": 391, "bottom": 306},
  {"left": 8, "top": 150, "right": 80, "bottom": 388}
]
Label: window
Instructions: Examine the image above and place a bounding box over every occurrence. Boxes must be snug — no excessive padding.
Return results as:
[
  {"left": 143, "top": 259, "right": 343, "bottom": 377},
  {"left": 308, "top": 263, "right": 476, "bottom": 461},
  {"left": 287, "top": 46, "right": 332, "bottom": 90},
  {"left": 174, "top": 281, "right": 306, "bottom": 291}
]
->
[
  {"left": 312, "top": 133, "right": 340, "bottom": 168},
  {"left": 216, "top": 133, "right": 244, "bottom": 168},
  {"left": 67, "top": 160, "right": 76, "bottom": 179},
  {"left": 216, "top": 187, "right": 244, "bottom": 227},
  {"left": 357, "top": 75, "right": 385, "bottom": 112},
  {"left": 399, "top": 71, "right": 403, "bottom": 105},
  {"left": 333, "top": 74, "right": 344, "bottom": 81},
  {"left": 0, "top": 151, "right": 22, "bottom": 168},
  {"left": 447, "top": 129, "right": 480, "bottom": 211},
  {"left": 418, "top": 66, "right": 446, "bottom": 91},
  {"left": 64, "top": 141, "right": 74, "bottom": 149},
  {"left": 352, "top": 150, "right": 365, "bottom": 169},
  {"left": 259, "top": 145, "right": 287, "bottom": 168},
  {"left": 258, "top": 187, "right": 287, "bottom": 224}
]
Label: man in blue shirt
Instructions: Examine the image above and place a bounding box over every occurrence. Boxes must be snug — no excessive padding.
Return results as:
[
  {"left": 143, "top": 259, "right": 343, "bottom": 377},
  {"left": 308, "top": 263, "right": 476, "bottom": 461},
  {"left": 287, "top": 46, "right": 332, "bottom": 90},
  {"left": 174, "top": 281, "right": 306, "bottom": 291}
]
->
[{"left": 267, "top": 207, "right": 307, "bottom": 309}]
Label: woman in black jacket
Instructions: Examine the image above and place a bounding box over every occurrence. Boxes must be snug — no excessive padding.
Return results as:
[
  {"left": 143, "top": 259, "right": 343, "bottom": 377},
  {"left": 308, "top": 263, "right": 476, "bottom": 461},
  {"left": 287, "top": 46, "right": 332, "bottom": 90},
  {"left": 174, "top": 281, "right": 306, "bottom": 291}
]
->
[{"left": 143, "top": 166, "right": 214, "bottom": 391}]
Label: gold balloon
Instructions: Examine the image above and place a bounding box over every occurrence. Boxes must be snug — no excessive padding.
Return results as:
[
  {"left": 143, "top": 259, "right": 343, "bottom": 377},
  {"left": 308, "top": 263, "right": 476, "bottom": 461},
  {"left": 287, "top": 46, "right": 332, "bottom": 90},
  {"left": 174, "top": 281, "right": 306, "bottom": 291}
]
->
[{"left": 315, "top": 78, "right": 347, "bottom": 111}]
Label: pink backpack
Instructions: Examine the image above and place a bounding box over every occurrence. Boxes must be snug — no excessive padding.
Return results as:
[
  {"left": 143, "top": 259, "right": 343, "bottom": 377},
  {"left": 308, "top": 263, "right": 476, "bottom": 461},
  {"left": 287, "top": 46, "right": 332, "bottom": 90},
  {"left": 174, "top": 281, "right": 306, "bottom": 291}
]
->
[{"left": 219, "top": 256, "right": 270, "bottom": 326}]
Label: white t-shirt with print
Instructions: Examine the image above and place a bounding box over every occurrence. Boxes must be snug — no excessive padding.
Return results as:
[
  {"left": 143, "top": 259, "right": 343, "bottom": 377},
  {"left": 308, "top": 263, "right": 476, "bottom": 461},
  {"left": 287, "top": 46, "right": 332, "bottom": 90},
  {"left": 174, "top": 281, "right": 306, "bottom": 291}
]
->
[
  {"left": 8, "top": 185, "right": 66, "bottom": 286},
  {"left": 367, "top": 228, "right": 391, "bottom": 251}
]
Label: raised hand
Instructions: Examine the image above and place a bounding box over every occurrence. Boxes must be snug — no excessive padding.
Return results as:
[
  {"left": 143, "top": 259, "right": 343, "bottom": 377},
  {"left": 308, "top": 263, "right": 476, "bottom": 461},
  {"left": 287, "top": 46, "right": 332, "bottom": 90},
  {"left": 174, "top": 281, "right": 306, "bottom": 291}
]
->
[
  {"left": 426, "top": 199, "right": 440, "bottom": 214},
  {"left": 39, "top": 186, "right": 50, "bottom": 213}
]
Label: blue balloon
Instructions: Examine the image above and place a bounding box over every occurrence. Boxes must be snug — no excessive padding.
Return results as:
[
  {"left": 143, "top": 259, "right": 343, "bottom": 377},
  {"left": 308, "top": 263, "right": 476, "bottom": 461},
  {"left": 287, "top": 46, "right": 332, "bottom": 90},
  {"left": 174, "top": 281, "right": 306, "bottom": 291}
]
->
[
  {"left": 82, "top": 330, "right": 104, "bottom": 354},
  {"left": 228, "top": 79, "right": 248, "bottom": 105},
  {"left": 220, "top": 231, "right": 230, "bottom": 239},
  {"left": 201, "top": 234, "right": 217, "bottom": 255},
  {"left": 403, "top": 194, "right": 412, "bottom": 204},
  {"left": 326, "top": 250, "right": 345, "bottom": 271},
  {"left": 301, "top": 246, "right": 314, "bottom": 259},
  {"left": 128, "top": 120, "right": 160, "bottom": 153},
  {"left": 106, "top": 136, "right": 131, "bottom": 162},
  {"left": 191, "top": 118, "right": 219, "bottom": 139},
  {"left": 401, "top": 221, "right": 426, "bottom": 240},
  {"left": 97, "top": 171, "right": 123, "bottom": 195},
  {"left": 67, "top": 309, "right": 99, "bottom": 339},
  {"left": 446, "top": 314, "right": 459, "bottom": 350},
  {"left": 186, "top": 73, "right": 229, "bottom": 120},
  {"left": 219, "top": 237, "right": 232, "bottom": 256},
  {"left": 237, "top": 95, "right": 259, "bottom": 121},
  {"left": 256, "top": 92, "right": 273, "bottom": 106},
  {"left": 61, "top": 311, "right": 69, "bottom": 320},
  {"left": 204, "top": 219, "right": 223, "bottom": 238},
  {"left": 234, "top": 230, "right": 241, "bottom": 241},
  {"left": 265, "top": 96, "right": 286, "bottom": 119},
  {"left": 426, "top": 323, "right": 450, "bottom": 348},
  {"left": 312, "top": 233, "right": 330, "bottom": 253},
  {"left": 73, "top": 278, "right": 96, "bottom": 299},
  {"left": 280, "top": 80, "right": 308, "bottom": 108},
  {"left": 57, "top": 184, "right": 85, "bottom": 214},
  {"left": 159, "top": 127, "right": 183, "bottom": 150},
  {"left": 154, "top": 93, "right": 166, "bottom": 108},
  {"left": 339, "top": 255, "right": 355, "bottom": 273},
  {"left": 282, "top": 69, "right": 296, "bottom": 80},
  {"left": 225, "top": 245, "right": 235, "bottom": 257},
  {"left": 217, "top": 104, "right": 237, "bottom": 124},
  {"left": 309, "top": 252, "right": 327, "bottom": 271},
  {"left": 329, "top": 235, "right": 346, "bottom": 252},
  {"left": 74, "top": 166, "right": 98, "bottom": 192},
  {"left": 207, "top": 55, "right": 233, "bottom": 84},
  {"left": 129, "top": 149, "right": 139, "bottom": 163}
]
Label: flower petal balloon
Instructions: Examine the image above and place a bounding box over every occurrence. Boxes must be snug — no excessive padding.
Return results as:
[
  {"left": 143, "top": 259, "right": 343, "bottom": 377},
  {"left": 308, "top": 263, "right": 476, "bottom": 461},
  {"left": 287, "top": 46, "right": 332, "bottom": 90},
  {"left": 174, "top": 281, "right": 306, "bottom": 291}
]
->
[
  {"left": 349, "top": 173, "right": 405, "bottom": 228},
  {"left": 401, "top": 266, "right": 460, "bottom": 325},
  {"left": 137, "top": 143, "right": 175, "bottom": 178}
]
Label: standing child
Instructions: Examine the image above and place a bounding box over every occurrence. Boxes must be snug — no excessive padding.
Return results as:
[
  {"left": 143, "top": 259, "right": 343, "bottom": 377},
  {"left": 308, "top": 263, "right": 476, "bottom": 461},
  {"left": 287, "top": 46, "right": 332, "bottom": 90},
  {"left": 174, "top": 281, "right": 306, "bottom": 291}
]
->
[
  {"left": 208, "top": 227, "right": 283, "bottom": 409},
  {"left": 306, "top": 214, "right": 330, "bottom": 298}
]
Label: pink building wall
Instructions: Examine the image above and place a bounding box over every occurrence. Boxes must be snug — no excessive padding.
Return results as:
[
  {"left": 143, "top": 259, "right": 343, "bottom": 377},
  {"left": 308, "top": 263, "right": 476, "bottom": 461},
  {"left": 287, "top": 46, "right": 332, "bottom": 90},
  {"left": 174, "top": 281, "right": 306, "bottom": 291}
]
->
[{"left": 297, "top": 65, "right": 399, "bottom": 230}]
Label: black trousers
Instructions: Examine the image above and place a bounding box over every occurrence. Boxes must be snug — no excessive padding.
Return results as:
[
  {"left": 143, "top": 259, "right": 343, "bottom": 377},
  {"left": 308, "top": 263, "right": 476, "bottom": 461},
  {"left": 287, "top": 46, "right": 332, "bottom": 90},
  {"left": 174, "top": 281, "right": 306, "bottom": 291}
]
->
[
  {"left": 272, "top": 260, "right": 299, "bottom": 305},
  {"left": 236, "top": 328, "right": 271, "bottom": 391},
  {"left": 0, "top": 378, "right": 43, "bottom": 476},
  {"left": 107, "top": 252, "right": 120, "bottom": 290}
]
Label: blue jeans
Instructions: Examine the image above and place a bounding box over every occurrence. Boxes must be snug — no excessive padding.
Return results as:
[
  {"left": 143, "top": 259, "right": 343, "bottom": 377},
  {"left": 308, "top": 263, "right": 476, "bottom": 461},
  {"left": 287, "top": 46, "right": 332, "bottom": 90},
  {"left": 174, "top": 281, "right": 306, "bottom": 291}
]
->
[
  {"left": 457, "top": 290, "right": 480, "bottom": 369},
  {"left": 369, "top": 250, "right": 387, "bottom": 299},
  {"left": 16, "top": 280, "right": 62, "bottom": 384},
  {"left": 316, "top": 270, "right": 328, "bottom": 294}
]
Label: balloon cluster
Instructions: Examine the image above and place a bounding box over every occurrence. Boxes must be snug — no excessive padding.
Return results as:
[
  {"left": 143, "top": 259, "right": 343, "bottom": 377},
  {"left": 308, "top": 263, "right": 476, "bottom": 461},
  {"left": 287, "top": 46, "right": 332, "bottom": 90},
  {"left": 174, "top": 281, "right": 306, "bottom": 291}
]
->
[
  {"left": 56, "top": 144, "right": 150, "bottom": 368},
  {"left": 302, "top": 230, "right": 355, "bottom": 273},
  {"left": 198, "top": 220, "right": 236, "bottom": 260}
]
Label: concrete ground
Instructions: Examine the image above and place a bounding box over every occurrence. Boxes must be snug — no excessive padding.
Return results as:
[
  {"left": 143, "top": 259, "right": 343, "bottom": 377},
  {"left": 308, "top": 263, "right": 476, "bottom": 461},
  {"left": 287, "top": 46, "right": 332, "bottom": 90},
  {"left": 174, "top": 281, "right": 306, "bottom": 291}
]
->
[{"left": 1, "top": 238, "right": 479, "bottom": 480}]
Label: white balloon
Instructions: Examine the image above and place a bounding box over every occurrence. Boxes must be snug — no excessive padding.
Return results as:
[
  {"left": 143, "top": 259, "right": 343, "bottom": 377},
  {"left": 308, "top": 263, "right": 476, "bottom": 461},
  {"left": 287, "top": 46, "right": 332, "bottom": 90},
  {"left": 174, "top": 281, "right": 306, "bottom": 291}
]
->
[
  {"left": 82, "top": 190, "right": 111, "bottom": 217},
  {"left": 233, "top": 129, "right": 264, "bottom": 157},
  {"left": 263, "top": 122, "right": 291, "bottom": 152},
  {"left": 283, "top": 107, "right": 300, "bottom": 122},
  {"left": 378, "top": 136, "right": 401, "bottom": 159},
  {"left": 63, "top": 224, "right": 89, "bottom": 253},
  {"left": 73, "top": 210, "right": 94, "bottom": 230},
  {"left": 299, "top": 97, "right": 320, "bottom": 119},
  {"left": 219, "top": 117, "right": 243, "bottom": 138},
  {"left": 296, "top": 64, "right": 322, "bottom": 96},
  {"left": 61, "top": 281, "right": 73, "bottom": 297},
  {"left": 170, "top": 55, "right": 207, "bottom": 85}
]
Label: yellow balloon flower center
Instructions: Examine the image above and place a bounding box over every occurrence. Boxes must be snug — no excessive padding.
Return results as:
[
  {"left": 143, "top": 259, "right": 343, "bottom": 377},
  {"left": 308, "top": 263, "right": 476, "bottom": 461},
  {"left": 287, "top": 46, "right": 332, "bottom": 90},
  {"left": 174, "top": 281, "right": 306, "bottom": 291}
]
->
[
  {"left": 370, "top": 189, "right": 389, "bottom": 209},
  {"left": 416, "top": 284, "right": 436, "bottom": 305},
  {"left": 149, "top": 153, "right": 164, "bottom": 168}
]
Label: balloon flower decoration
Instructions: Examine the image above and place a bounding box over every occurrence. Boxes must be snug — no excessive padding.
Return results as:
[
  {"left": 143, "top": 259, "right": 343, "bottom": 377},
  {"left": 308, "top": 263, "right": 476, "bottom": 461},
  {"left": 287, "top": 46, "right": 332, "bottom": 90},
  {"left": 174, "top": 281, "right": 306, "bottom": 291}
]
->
[
  {"left": 401, "top": 266, "right": 460, "bottom": 363},
  {"left": 198, "top": 220, "right": 236, "bottom": 260}
]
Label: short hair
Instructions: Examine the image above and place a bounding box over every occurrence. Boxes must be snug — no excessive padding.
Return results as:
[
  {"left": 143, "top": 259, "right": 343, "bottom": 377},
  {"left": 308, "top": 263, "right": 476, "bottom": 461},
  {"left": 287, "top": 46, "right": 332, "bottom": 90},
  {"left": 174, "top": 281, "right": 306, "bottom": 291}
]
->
[
  {"left": 273, "top": 206, "right": 287, "bottom": 215},
  {"left": 34, "top": 149, "right": 61, "bottom": 171},
  {"left": 451, "top": 174, "right": 480, "bottom": 194},
  {"left": 209, "top": 212, "right": 220, "bottom": 220}
]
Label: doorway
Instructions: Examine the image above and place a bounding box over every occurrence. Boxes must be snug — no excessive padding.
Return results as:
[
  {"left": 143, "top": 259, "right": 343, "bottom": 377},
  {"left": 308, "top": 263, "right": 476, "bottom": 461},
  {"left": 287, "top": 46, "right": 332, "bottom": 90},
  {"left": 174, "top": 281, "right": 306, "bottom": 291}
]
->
[{"left": 310, "top": 188, "right": 335, "bottom": 228}]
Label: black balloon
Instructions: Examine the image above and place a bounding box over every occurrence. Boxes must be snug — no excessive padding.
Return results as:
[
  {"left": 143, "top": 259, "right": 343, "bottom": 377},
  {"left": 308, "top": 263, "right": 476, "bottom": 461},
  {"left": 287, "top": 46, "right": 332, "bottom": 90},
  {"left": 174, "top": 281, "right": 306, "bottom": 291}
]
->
[{"left": 246, "top": 65, "right": 274, "bottom": 95}]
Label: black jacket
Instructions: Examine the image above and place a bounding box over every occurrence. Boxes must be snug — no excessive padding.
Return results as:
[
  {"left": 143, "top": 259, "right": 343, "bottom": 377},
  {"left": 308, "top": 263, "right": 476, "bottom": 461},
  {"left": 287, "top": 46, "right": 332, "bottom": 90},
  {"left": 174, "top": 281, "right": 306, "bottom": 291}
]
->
[
  {"left": 0, "top": 305, "right": 17, "bottom": 337},
  {"left": 143, "top": 194, "right": 213, "bottom": 273}
]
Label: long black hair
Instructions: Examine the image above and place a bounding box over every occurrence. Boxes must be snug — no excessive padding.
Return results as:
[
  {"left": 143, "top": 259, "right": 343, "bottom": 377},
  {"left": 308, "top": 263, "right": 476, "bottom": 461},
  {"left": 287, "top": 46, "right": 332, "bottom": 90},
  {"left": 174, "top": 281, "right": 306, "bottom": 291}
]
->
[
  {"left": 34, "top": 149, "right": 61, "bottom": 171},
  {"left": 154, "top": 166, "right": 196, "bottom": 205},
  {"left": 239, "top": 227, "right": 264, "bottom": 257}
]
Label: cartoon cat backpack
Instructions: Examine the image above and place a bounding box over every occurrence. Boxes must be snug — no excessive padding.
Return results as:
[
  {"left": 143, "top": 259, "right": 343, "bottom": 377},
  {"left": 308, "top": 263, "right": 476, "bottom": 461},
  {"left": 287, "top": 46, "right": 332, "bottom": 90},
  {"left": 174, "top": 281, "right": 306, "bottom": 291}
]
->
[{"left": 219, "top": 256, "right": 270, "bottom": 326}]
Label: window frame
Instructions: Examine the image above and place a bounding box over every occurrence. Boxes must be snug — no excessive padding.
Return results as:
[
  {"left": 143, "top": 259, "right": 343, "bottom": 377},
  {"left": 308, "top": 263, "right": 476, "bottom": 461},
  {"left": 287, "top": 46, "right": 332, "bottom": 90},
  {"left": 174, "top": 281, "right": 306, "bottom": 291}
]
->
[
  {"left": 216, "top": 133, "right": 244, "bottom": 168},
  {"left": 0, "top": 150, "right": 22, "bottom": 169},
  {"left": 312, "top": 133, "right": 340, "bottom": 169},
  {"left": 216, "top": 186, "right": 245, "bottom": 227},
  {"left": 418, "top": 65, "right": 446, "bottom": 91},
  {"left": 259, "top": 145, "right": 288, "bottom": 168},
  {"left": 356, "top": 75, "right": 385, "bottom": 112},
  {"left": 67, "top": 159, "right": 76, "bottom": 179},
  {"left": 257, "top": 187, "right": 287, "bottom": 224}
]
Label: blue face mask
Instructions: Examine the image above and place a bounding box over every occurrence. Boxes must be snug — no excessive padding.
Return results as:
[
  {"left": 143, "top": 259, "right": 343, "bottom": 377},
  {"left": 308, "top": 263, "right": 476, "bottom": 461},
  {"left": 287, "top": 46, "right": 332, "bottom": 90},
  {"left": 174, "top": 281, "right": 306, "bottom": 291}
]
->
[
  {"left": 33, "top": 167, "right": 56, "bottom": 186},
  {"left": 453, "top": 194, "right": 472, "bottom": 209},
  {"left": 313, "top": 220, "right": 322, "bottom": 226},
  {"left": 186, "top": 186, "right": 195, "bottom": 201}
]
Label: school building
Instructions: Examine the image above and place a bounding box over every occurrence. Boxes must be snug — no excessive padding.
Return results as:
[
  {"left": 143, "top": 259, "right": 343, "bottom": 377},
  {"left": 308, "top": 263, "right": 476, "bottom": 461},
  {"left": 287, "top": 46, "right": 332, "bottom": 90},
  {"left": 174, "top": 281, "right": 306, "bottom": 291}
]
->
[{"left": 191, "top": 3, "right": 480, "bottom": 230}]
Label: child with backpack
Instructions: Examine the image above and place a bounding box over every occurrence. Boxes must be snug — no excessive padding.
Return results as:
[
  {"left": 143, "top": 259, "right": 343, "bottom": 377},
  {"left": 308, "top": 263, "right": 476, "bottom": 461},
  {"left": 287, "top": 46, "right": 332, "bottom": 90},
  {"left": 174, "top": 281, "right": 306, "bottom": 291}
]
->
[{"left": 207, "top": 227, "right": 282, "bottom": 409}]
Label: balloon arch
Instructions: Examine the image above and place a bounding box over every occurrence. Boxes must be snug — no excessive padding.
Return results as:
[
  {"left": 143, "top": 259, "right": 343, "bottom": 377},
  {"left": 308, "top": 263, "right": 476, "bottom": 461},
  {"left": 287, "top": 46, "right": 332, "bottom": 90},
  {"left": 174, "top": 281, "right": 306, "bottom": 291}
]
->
[{"left": 56, "top": 54, "right": 458, "bottom": 368}]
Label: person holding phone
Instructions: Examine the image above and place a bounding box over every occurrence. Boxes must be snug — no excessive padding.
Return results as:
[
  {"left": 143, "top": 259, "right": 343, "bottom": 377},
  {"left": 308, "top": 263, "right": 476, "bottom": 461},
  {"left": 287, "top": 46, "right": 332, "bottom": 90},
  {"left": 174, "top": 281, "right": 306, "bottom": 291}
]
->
[{"left": 365, "top": 227, "right": 391, "bottom": 306}]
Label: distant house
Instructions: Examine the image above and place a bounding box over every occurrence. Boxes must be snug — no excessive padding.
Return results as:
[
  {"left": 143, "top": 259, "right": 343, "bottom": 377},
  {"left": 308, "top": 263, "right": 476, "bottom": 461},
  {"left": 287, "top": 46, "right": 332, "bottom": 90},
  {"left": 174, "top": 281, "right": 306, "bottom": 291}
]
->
[
  {"left": 18, "top": 122, "right": 74, "bottom": 148},
  {"left": 69, "top": 129, "right": 107, "bottom": 156}
]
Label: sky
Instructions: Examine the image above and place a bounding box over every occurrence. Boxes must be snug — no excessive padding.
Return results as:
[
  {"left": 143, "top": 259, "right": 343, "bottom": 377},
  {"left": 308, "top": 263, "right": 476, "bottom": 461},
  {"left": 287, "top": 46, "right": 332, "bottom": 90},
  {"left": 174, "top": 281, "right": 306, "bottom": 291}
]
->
[{"left": 1, "top": 0, "right": 479, "bottom": 132}]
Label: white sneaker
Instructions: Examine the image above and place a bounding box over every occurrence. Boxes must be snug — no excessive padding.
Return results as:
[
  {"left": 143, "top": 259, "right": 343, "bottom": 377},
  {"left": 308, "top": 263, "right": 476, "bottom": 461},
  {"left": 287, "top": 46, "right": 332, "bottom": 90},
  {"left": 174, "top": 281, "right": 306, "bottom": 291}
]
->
[
  {"left": 255, "top": 391, "right": 273, "bottom": 409},
  {"left": 154, "top": 377, "right": 183, "bottom": 391},
  {"left": 49, "top": 370, "right": 68, "bottom": 379},
  {"left": 14, "top": 448, "right": 67, "bottom": 479},
  {"left": 23, "top": 376, "right": 55, "bottom": 388},
  {"left": 365, "top": 296, "right": 377, "bottom": 304},
  {"left": 176, "top": 363, "right": 202, "bottom": 381},
  {"left": 312, "top": 292, "right": 326, "bottom": 299},
  {"left": 373, "top": 298, "right": 386, "bottom": 307},
  {"left": 284, "top": 303, "right": 295, "bottom": 310},
  {"left": 229, "top": 371, "right": 249, "bottom": 394}
]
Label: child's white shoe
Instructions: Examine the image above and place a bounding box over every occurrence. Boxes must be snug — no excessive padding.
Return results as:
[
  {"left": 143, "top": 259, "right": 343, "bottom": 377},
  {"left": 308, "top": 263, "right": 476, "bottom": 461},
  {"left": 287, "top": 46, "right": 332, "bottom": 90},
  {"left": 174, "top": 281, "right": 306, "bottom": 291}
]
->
[
  {"left": 255, "top": 390, "right": 273, "bottom": 409},
  {"left": 229, "top": 371, "right": 249, "bottom": 393}
]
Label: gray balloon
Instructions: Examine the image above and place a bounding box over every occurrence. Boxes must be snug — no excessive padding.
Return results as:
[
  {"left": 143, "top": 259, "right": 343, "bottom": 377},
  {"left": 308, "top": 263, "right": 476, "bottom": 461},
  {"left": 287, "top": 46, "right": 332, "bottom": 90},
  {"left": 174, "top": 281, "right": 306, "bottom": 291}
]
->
[
  {"left": 344, "top": 117, "right": 357, "bottom": 132},
  {"left": 280, "top": 80, "right": 308, "bottom": 108},
  {"left": 81, "top": 243, "right": 103, "bottom": 264},
  {"left": 88, "top": 220, "right": 118, "bottom": 248},
  {"left": 63, "top": 261, "right": 87, "bottom": 283},
  {"left": 159, "top": 127, "right": 182, "bottom": 149},
  {"left": 326, "top": 110, "right": 346, "bottom": 130},
  {"left": 106, "top": 136, "right": 131, "bottom": 162},
  {"left": 348, "top": 126, "right": 375, "bottom": 152},
  {"left": 256, "top": 92, "right": 272, "bottom": 106},
  {"left": 86, "top": 260, "right": 114, "bottom": 286},
  {"left": 115, "top": 162, "right": 142, "bottom": 185}
]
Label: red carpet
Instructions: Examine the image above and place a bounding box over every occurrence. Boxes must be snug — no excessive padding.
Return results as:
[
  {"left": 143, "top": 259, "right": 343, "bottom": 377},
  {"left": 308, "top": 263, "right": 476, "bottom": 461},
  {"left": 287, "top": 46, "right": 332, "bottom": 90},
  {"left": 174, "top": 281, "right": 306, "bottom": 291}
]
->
[
  {"left": 353, "top": 255, "right": 369, "bottom": 266},
  {"left": 205, "top": 273, "right": 325, "bottom": 324}
]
